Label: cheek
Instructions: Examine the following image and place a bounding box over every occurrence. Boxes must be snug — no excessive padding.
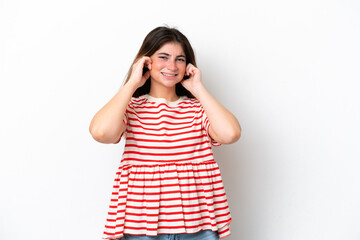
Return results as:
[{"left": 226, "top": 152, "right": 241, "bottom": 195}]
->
[
  {"left": 149, "top": 62, "right": 164, "bottom": 78},
  {"left": 150, "top": 59, "right": 165, "bottom": 69},
  {"left": 149, "top": 62, "right": 160, "bottom": 75},
  {"left": 178, "top": 64, "right": 186, "bottom": 74}
]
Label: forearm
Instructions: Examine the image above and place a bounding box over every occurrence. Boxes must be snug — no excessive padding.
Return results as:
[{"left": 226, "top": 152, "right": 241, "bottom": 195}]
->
[
  {"left": 89, "top": 81, "right": 137, "bottom": 143},
  {"left": 194, "top": 84, "right": 241, "bottom": 144}
]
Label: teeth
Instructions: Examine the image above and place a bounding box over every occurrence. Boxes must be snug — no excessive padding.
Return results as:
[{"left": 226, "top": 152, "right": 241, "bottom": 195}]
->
[{"left": 162, "top": 73, "right": 176, "bottom": 77}]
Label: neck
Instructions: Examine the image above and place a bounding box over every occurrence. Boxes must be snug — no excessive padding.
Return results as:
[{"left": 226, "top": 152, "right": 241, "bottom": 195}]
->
[{"left": 149, "top": 81, "right": 179, "bottom": 102}]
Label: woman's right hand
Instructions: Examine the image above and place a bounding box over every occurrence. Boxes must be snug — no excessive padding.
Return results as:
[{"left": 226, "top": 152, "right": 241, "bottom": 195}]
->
[{"left": 128, "top": 56, "right": 152, "bottom": 89}]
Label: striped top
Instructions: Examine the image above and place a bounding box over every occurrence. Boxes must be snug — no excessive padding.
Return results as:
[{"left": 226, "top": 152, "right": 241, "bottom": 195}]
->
[{"left": 102, "top": 94, "right": 232, "bottom": 239}]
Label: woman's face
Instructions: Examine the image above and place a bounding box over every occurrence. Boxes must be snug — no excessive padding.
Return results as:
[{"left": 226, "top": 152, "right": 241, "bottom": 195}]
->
[{"left": 149, "top": 42, "right": 186, "bottom": 89}]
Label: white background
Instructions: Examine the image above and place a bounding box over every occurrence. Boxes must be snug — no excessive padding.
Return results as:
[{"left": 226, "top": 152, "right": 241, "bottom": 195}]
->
[{"left": 1, "top": 0, "right": 360, "bottom": 239}]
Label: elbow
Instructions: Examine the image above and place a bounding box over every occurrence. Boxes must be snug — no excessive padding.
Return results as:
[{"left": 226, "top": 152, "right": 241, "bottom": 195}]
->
[
  {"left": 233, "top": 126, "right": 242, "bottom": 142},
  {"left": 221, "top": 126, "right": 242, "bottom": 144},
  {"left": 89, "top": 127, "right": 120, "bottom": 144},
  {"left": 231, "top": 127, "right": 241, "bottom": 143},
  {"left": 89, "top": 127, "right": 106, "bottom": 143}
]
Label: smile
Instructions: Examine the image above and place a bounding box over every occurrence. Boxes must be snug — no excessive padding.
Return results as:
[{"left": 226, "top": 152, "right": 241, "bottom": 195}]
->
[{"left": 161, "top": 72, "right": 178, "bottom": 77}]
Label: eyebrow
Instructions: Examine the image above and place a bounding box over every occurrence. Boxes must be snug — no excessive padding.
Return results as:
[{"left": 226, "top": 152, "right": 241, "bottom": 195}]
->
[{"left": 157, "top": 52, "right": 186, "bottom": 58}]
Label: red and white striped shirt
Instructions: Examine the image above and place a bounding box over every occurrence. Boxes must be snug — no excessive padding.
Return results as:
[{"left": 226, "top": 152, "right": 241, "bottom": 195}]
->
[{"left": 103, "top": 94, "right": 232, "bottom": 239}]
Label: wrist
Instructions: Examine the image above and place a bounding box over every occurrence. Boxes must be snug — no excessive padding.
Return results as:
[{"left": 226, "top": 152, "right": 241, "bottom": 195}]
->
[
  {"left": 192, "top": 82, "right": 206, "bottom": 99},
  {"left": 125, "top": 79, "right": 140, "bottom": 92},
  {"left": 123, "top": 81, "right": 138, "bottom": 95}
]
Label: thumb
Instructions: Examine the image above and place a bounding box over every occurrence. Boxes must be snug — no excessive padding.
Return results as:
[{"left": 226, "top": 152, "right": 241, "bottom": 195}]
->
[{"left": 142, "top": 70, "right": 151, "bottom": 81}]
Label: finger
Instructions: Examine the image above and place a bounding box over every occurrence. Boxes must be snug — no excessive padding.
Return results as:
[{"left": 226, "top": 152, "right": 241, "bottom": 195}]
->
[
  {"left": 188, "top": 67, "right": 195, "bottom": 77},
  {"left": 146, "top": 59, "right": 152, "bottom": 70},
  {"left": 143, "top": 57, "right": 152, "bottom": 70},
  {"left": 187, "top": 63, "right": 197, "bottom": 76},
  {"left": 186, "top": 63, "right": 192, "bottom": 75},
  {"left": 137, "top": 56, "right": 148, "bottom": 65},
  {"left": 142, "top": 70, "right": 151, "bottom": 80}
]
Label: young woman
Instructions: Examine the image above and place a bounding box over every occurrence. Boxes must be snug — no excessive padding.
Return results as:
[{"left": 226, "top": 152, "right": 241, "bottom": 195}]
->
[{"left": 89, "top": 26, "right": 241, "bottom": 240}]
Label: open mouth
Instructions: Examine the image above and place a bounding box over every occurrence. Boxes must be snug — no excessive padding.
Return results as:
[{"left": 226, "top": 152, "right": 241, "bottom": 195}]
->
[{"left": 161, "top": 72, "right": 178, "bottom": 77}]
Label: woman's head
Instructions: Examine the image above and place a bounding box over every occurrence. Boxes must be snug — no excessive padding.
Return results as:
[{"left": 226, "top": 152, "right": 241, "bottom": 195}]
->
[{"left": 125, "top": 26, "right": 196, "bottom": 98}]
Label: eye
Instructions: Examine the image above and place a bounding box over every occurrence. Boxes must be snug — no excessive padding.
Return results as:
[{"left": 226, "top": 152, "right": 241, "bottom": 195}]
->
[
  {"left": 159, "top": 56, "right": 167, "bottom": 60},
  {"left": 177, "top": 58, "right": 185, "bottom": 62}
]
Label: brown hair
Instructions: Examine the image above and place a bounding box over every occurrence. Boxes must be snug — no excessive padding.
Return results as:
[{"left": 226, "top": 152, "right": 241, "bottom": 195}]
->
[{"left": 124, "top": 26, "right": 196, "bottom": 98}]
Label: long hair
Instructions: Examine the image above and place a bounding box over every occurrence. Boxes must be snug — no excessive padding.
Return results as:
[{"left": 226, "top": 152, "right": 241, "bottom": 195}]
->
[{"left": 124, "top": 26, "right": 196, "bottom": 98}]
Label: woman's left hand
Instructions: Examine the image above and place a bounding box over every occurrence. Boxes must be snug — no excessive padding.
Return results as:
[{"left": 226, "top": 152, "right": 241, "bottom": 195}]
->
[{"left": 181, "top": 63, "right": 203, "bottom": 97}]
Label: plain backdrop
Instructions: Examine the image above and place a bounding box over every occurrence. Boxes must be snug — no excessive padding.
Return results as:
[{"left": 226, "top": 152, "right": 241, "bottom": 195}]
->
[{"left": 1, "top": 0, "right": 360, "bottom": 240}]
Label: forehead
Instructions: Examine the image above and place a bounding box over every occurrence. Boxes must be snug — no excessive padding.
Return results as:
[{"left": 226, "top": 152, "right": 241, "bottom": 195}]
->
[{"left": 155, "top": 42, "right": 185, "bottom": 56}]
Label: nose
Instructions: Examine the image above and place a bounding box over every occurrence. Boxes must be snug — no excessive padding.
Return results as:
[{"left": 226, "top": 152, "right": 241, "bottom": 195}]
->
[{"left": 167, "top": 59, "right": 177, "bottom": 71}]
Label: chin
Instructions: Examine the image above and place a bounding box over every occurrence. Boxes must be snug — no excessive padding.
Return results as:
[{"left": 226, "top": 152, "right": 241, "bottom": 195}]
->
[
  {"left": 164, "top": 79, "right": 182, "bottom": 87},
  {"left": 152, "top": 76, "right": 181, "bottom": 88}
]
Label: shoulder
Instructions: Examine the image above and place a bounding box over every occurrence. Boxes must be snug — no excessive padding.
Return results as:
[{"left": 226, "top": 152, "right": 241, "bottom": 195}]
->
[
  {"left": 128, "top": 95, "right": 148, "bottom": 106},
  {"left": 179, "top": 97, "right": 205, "bottom": 114},
  {"left": 179, "top": 96, "right": 201, "bottom": 107}
]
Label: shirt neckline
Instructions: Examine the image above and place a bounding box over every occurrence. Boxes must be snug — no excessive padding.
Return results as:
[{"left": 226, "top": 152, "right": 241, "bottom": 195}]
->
[{"left": 143, "top": 94, "right": 183, "bottom": 106}]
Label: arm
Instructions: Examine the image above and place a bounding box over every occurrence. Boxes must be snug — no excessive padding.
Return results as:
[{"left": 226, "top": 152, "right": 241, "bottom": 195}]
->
[
  {"left": 181, "top": 64, "right": 241, "bottom": 144},
  {"left": 89, "top": 56, "right": 152, "bottom": 144}
]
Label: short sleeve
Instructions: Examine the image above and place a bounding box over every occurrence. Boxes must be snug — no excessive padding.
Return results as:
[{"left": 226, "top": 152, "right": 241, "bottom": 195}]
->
[
  {"left": 114, "top": 102, "right": 129, "bottom": 144},
  {"left": 121, "top": 110, "right": 128, "bottom": 137},
  {"left": 201, "top": 106, "right": 221, "bottom": 147}
]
